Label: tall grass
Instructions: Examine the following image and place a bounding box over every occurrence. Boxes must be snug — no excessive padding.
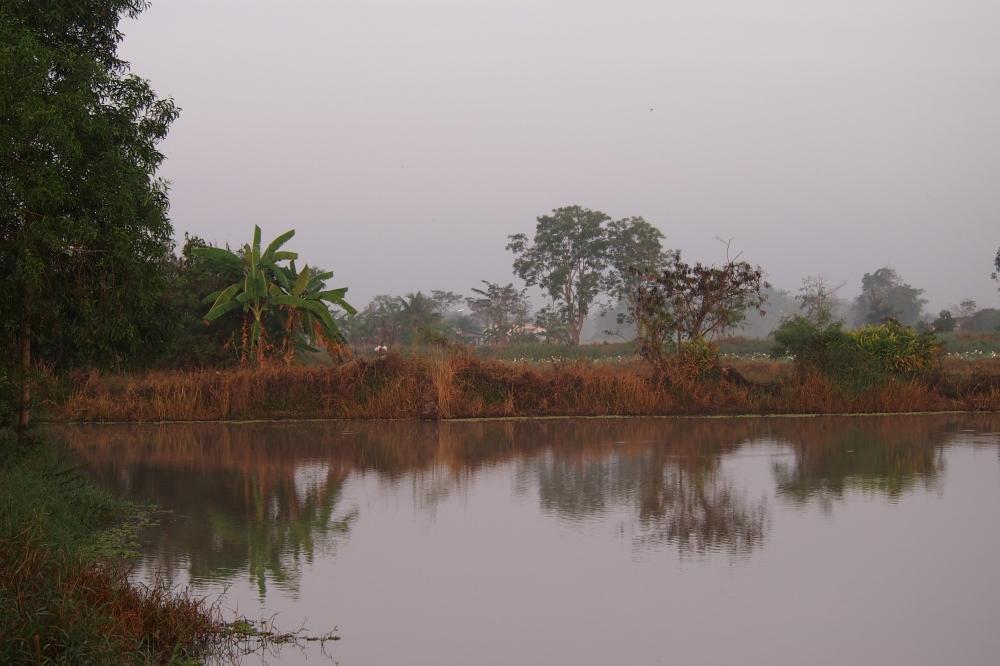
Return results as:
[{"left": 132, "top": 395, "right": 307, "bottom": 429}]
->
[{"left": 55, "top": 352, "right": 1000, "bottom": 423}]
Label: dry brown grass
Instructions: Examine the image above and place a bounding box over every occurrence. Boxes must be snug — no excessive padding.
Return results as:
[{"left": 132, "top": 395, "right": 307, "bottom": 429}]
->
[
  {"left": 55, "top": 353, "right": 1000, "bottom": 423},
  {"left": 0, "top": 532, "right": 229, "bottom": 663}
]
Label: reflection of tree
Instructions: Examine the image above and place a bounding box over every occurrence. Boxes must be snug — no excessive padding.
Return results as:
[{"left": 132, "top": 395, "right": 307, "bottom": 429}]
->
[
  {"left": 529, "top": 439, "right": 767, "bottom": 555},
  {"left": 61, "top": 425, "right": 358, "bottom": 597},
  {"left": 770, "top": 416, "right": 953, "bottom": 513},
  {"left": 54, "top": 413, "right": 999, "bottom": 587}
]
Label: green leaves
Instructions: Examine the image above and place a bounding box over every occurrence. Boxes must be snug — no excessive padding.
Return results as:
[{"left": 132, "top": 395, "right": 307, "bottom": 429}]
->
[
  {"left": 191, "top": 246, "right": 243, "bottom": 270},
  {"left": 197, "top": 228, "right": 354, "bottom": 363}
]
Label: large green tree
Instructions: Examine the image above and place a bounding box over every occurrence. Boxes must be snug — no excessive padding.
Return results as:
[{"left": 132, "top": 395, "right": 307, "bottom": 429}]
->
[
  {"left": 1, "top": 2, "right": 178, "bottom": 434},
  {"left": 508, "top": 206, "right": 666, "bottom": 345}
]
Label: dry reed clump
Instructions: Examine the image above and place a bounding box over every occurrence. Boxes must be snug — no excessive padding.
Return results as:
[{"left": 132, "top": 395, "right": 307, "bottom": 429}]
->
[
  {"left": 56, "top": 354, "right": 1000, "bottom": 422},
  {"left": 0, "top": 531, "right": 229, "bottom": 664}
]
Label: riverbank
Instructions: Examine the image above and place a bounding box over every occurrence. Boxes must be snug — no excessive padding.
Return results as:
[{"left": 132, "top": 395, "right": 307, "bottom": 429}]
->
[
  {"left": 0, "top": 431, "right": 232, "bottom": 663},
  {"left": 55, "top": 354, "right": 1000, "bottom": 422}
]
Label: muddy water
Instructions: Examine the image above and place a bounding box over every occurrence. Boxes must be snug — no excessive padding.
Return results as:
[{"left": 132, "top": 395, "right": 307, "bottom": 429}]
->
[{"left": 57, "top": 414, "right": 1000, "bottom": 665}]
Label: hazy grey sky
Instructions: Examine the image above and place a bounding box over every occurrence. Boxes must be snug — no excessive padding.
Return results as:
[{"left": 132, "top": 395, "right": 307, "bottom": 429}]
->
[{"left": 122, "top": 0, "right": 1000, "bottom": 312}]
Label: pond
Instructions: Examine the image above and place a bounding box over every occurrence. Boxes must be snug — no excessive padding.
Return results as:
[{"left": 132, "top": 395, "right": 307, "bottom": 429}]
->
[{"left": 55, "top": 414, "right": 1000, "bottom": 665}]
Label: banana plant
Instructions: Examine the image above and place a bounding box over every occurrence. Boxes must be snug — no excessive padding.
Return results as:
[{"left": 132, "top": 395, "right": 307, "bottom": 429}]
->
[
  {"left": 194, "top": 226, "right": 298, "bottom": 364},
  {"left": 274, "top": 261, "right": 357, "bottom": 361}
]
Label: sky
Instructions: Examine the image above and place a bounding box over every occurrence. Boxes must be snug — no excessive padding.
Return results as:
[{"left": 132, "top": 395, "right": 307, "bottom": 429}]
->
[{"left": 120, "top": 0, "right": 1000, "bottom": 313}]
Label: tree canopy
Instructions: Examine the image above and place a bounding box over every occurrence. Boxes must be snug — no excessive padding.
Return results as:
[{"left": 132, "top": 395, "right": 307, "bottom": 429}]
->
[
  {"left": 852, "top": 268, "right": 927, "bottom": 327},
  {"left": 507, "top": 206, "right": 667, "bottom": 345},
  {"left": 1, "top": 1, "right": 178, "bottom": 431}
]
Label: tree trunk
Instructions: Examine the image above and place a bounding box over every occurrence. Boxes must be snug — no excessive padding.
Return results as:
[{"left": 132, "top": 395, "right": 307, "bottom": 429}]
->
[
  {"left": 17, "top": 288, "right": 32, "bottom": 440},
  {"left": 570, "top": 315, "right": 582, "bottom": 346}
]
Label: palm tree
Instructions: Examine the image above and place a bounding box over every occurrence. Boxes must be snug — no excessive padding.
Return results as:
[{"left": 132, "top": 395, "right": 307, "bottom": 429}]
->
[{"left": 398, "top": 292, "right": 443, "bottom": 344}]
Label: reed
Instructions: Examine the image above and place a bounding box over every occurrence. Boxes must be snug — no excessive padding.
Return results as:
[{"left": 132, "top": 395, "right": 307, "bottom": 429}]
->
[{"left": 55, "top": 353, "right": 1000, "bottom": 423}]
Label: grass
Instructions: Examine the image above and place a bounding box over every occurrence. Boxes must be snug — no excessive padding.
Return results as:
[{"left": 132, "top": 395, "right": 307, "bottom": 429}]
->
[
  {"left": 52, "top": 351, "right": 1000, "bottom": 423},
  {"left": 937, "top": 331, "right": 1000, "bottom": 356},
  {"left": 0, "top": 430, "right": 236, "bottom": 664}
]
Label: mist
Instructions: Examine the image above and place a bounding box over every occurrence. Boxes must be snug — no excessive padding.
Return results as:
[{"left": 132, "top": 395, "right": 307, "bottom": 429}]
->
[{"left": 121, "top": 0, "right": 1000, "bottom": 313}]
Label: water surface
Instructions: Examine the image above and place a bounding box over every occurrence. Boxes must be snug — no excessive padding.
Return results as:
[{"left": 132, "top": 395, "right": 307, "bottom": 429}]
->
[{"left": 57, "top": 415, "right": 1000, "bottom": 665}]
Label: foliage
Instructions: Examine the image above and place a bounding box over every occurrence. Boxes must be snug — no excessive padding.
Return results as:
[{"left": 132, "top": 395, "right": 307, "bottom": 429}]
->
[
  {"left": 968, "top": 308, "right": 1000, "bottom": 332},
  {"left": 678, "top": 337, "right": 721, "bottom": 376},
  {"left": 957, "top": 299, "right": 978, "bottom": 319},
  {"left": 155, "top": 234, "right": 246, "bottom": 367},
  {"left": 795, "top": 276, "right": 842, "bottom": 327},
  {"left": 0, "top": 1, "right": 178, "bottom": 429},
  {"left": 507, "top": 206, "right": 610, "bottom": 345},
  {"left": 508, "top": 206, "right": 668, "bottom": 345},
  {"left": 604, "top": 216, "right": 669, "bottom": 302},
  {"left": 466, "top": 281, "right": 530, "bottom": 344},
  {"left": 993, "top": 247, "right": 999, "bottom": 288},
  {"left": 344, "top": 292, "right": 467, "bottom": 347},
  {"left": 773, "top": 317, "right": 941, "bottom": 392},
  {"left": 852, "top": 320, "right": 941, "bottom": 376},
  {"left": 430, "top": 290, "right": 464, "bottom": 314},
  {"left": 852, "top": 268, "right": 927, "bottom": 326},
  {"left": 196, "top": 227, "right": 353, "bottom": 365},
  {"left": 274, "top": 261, "right": 357, "bottom": 361},
  {"left": 932, "top": 310, "right": 955, "bottom": 332},
  {"left": 627, "top": 253, "right": 768, "bottom": 366},
  {"left": 398, "top": 292, "right": 447, "bottom": 344},
  {"left": 772, "top": 317, "right": 886, "bottom": 392},
  {"left": 533, "top": 305, "right": 573, "bottom": 345},
  {"left": 0, "top": 432, "right": 229, "bottom": 663}
]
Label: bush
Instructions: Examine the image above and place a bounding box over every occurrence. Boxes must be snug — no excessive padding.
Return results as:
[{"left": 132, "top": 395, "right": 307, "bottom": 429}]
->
[
  {"left": 772, "top": 317, "right": 940, "bottom": 392},
  {"left": 679, "top": 337, "right": 720, "bottom": 376},
  {"left": 852, "top": 320, "right": 940, "bottom": 376}
]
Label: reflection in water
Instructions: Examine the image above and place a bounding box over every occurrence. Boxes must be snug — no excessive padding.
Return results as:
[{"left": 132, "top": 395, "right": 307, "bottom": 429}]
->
[
  {"left": 56, "top": 414, "right": 999, "bottom": 595},
  {"left": 770, "top": 418, "right": 946, "bottom": 512}
]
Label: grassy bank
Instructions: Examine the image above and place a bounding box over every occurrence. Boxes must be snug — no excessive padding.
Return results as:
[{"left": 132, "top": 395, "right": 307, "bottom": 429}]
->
[
  {"left": 54, "top": 353, "right": 1000, "bottom": 423},
  {"left": 0, "top": 431, "right": 232, "bottom": 664}
]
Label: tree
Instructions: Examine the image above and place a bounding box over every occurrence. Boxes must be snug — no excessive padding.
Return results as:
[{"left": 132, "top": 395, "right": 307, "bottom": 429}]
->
[
  {"left": 508, "top": 206, "right": 669, "bottom": 345},
  {"left": 430, "top": 290, "right": 464, "bottom": 315},
  {"left": 626, "top": 254, "right": 768, "bottom": 364},
  {"left": 508, "top": 206, "right": 610, "bottom": 345},
  {"left": 852, "top": 268, "right": 927, "bottom": 327},
  {"left": 398, "top": 292, "right": 445, "bottom": 344},
  {"left": 466, "top": 281, "right": 530, "bottom": 344},
  {"left": 604, "top": 216, "right": 668, "bottom": 302},
  {"left": 932, "top": 310, "right": 955, "bottom": 332},
  {"left": 993, "top": 247, "right": 999, "bottom": 289},
  {"left": 197, "top": 227, "right": 353, "bottom": 365},
  {"left": 1, "top": 2, "right": 178, "bottom": 435},
  {"left": 347, "top": 296, "right": 405, "bottom": 347},
  {"left": 156, "top": 234, "right": 246, "bottom": 367},
  {"left": 795, "top": 276, "right": 843, "bottom": 328},
  {"left": 957, "top": 299, "right": 978, "bottom": 319}
]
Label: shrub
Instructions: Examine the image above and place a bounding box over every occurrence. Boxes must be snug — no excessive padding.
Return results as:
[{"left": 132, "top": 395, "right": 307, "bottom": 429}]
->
[
  {"left": 772, "top": 317, "right": 939, "bottom": 392},
  {"left": 679, "top": 337, "right": 720, "bottom": 377},
  {"left": 851, "top": 320, "right": 940, "bottom": 377}
]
